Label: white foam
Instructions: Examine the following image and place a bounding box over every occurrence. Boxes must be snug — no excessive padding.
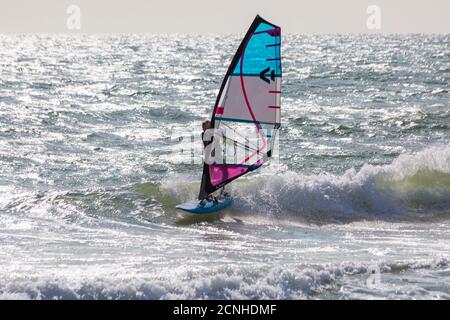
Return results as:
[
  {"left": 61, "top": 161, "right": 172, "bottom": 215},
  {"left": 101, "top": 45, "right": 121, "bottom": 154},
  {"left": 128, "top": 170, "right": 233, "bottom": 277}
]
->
[
  {"left": 231, "top": 145, "right": 450, "bottom": 219},
  {"left": 0, "top": 258, "right": 447, "bottom": 300}
]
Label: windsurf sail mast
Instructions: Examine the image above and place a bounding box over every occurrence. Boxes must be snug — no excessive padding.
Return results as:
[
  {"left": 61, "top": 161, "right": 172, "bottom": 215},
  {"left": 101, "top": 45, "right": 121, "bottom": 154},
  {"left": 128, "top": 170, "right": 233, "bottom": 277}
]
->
[{"left": 199, "top": 15, "right": 282, "bottom": 199}]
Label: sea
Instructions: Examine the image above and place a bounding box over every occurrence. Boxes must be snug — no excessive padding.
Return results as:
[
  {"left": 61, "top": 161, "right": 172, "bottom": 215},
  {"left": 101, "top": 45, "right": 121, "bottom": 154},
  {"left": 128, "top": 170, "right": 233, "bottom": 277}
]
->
[{"left": 0, "top": 33, "right": 449, "bottom": 299}]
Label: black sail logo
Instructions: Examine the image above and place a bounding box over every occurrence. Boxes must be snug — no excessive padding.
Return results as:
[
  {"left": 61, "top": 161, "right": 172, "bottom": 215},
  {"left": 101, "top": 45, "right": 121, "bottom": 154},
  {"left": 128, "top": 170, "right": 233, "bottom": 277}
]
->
[{"left": 259, "top": 67, "right": 275, "bottom": 84}]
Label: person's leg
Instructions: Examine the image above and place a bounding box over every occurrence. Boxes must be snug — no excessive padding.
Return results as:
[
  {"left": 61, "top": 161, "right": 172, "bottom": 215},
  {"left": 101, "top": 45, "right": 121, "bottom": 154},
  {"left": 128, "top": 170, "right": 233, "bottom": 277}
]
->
[
  {"left": 198, "top": 164, "right": 212, "bottom": 200},
  {"left": 198, "top": 174, "right": 208, "bottom": 200}
]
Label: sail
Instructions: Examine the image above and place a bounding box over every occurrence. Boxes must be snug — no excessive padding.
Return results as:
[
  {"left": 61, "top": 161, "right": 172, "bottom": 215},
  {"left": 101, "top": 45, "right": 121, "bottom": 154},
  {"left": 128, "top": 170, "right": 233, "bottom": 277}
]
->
[{"left": 199, "top": 15, "right": 281, "bottom": 199}]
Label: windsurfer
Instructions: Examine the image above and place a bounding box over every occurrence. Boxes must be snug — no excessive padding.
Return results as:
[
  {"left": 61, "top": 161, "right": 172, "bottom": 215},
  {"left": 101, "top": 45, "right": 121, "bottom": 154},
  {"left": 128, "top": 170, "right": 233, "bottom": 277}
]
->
[{"left": 198, "top": 120, "right": 227, "bottom": 204}]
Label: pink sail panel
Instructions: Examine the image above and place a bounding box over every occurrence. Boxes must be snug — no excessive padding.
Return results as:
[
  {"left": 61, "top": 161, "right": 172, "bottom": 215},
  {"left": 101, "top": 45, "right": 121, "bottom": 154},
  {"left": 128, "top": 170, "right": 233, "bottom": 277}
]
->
[
  {"left": 209, "top": 165, "right": 249, "bottom": 187},
  {"left": 209, "top": 158, "right": 264, "bottom": 187}
]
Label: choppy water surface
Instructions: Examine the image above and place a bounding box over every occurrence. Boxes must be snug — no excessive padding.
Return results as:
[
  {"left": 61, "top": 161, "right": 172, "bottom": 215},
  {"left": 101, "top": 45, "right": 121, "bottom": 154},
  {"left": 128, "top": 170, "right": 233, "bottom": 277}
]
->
[{"left": 0, "top": 34, "right": 449, "bottom": 299}]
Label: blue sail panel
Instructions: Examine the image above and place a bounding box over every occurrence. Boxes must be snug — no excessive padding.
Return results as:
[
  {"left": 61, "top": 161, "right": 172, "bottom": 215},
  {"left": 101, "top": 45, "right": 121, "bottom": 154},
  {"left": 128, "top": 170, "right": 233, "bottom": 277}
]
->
[
  {"left": 232, "top": 30, "right": 281, "bottom": 77},
  {"left": 255, "top": 22, "right": 276, "bottom": 32}
]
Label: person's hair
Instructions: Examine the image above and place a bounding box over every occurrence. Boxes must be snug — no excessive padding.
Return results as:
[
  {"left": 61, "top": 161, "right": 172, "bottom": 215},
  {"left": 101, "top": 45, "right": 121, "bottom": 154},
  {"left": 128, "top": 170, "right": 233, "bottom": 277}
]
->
[{"left": 202, "top": 120, "right": 211, "bottom": 131}]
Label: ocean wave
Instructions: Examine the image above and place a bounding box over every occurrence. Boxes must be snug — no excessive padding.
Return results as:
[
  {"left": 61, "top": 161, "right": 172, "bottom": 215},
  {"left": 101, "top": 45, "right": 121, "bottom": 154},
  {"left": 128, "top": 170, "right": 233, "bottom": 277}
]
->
[
  {"left": 6, "top": 146, "right": 448, "bottom": 225},
  {"left": 232, "top": 145, "right": 450, "bottom": 221},
  {"left": 0, "top": 258, "right": 447, "bottom": 300}
]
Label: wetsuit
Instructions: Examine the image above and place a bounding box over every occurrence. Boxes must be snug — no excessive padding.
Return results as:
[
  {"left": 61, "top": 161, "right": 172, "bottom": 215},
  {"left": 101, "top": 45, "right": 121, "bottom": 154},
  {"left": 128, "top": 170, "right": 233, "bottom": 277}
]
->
[{"left": 198, "top": 132, "right": 213, "bottom": 200}]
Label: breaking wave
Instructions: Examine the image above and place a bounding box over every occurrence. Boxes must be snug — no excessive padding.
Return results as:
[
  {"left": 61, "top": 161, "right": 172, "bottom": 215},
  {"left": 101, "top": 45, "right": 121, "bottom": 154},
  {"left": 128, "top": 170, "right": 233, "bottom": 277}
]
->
[{"left": 233, "top": 145, "right": 450, "bottom": 221}]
